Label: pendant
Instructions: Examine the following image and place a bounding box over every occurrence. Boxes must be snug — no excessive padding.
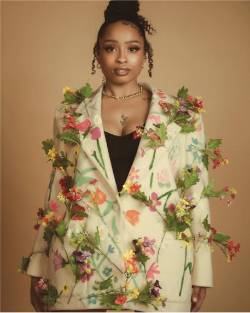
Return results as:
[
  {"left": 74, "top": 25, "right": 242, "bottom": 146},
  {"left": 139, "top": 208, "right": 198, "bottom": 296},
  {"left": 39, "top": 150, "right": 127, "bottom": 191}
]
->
[{"left": 120, "top": 113, "right": 128, "bottom": 126}]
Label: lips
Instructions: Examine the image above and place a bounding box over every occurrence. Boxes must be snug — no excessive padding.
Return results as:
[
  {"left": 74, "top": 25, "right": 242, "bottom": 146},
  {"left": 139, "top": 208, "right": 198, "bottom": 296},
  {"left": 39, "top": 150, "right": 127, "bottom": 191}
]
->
[{"left": 113, "top": 68, "right": 130, "bottom": 75}]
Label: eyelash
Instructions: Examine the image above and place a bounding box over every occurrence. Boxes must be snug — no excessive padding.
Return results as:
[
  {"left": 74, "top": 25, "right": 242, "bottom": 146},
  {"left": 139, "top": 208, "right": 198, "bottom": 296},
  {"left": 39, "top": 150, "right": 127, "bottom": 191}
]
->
[{"left": 104, "top": 46, "right": 140, "bottom": 53}]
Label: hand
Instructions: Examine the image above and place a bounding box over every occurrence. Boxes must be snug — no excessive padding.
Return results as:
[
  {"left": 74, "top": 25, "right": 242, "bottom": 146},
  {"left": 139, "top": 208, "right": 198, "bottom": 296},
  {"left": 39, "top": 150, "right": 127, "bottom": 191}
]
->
[
  {"left": 191, "top": 286, "right": 207, "bottom": 312},
  {"left": 30, "top": 276, "right": 47, "bottom": 312}
]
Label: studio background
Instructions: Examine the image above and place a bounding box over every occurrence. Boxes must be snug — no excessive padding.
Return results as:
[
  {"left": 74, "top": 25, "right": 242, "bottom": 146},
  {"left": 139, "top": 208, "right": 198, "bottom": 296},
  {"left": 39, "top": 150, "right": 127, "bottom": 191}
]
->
[{"left": 2, "top": 1, "right": 250, "bottom": 311}]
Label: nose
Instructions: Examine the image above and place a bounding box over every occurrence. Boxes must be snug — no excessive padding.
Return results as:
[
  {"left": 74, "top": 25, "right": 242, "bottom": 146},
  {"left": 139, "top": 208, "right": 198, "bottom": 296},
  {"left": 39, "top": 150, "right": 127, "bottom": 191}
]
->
[{"left": 117, "top": 48, "right": 127, "bottom": 63}]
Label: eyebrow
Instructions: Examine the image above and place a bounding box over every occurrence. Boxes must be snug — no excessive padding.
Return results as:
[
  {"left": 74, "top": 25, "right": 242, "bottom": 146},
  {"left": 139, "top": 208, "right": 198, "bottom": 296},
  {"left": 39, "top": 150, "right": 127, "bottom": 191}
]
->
[{"left": 103, "top": 39, "right": 141, "bottom": 44}]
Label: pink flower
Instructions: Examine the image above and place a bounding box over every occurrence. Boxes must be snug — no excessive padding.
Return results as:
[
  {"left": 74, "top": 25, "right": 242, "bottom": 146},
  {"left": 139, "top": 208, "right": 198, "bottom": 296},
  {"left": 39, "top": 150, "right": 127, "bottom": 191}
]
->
[
  {"left": 35, "top": 278, "right": 48, "bottom": 293},
  {"left": 156, "top": 89, "right": 167, "bottom": 99},
  {"left": 90, "top": 127, "right": 101, "bottom": 140},
  {"left": 157, "top": 169, "right": 170, "bottom": 185},
  {"left": 146, "top": 262, "right": 160, "bottom": 281},
  {"left": 53, "top": 249, "right": 64, "bottom": 271},
  {"left": 128, "top": 166, "right": 140, "bottom": 181},
  {"left": 49, "top": 200, "right": 58, "bottom": 212},
  {"left": 75, "top": 118, "right": 92, "bottom": 132},
  {"left": 148, "top": 192, "right": 161, "bottom": 212},
  {"left": 149, "top": 115, "right": 161, "bottom": 124}
]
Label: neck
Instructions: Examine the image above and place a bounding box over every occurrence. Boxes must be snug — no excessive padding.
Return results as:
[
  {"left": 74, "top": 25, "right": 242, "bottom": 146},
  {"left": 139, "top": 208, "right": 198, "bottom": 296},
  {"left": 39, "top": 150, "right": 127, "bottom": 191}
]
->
[{"left": 103, "top": 81, "right": 141, "bottom": 98}]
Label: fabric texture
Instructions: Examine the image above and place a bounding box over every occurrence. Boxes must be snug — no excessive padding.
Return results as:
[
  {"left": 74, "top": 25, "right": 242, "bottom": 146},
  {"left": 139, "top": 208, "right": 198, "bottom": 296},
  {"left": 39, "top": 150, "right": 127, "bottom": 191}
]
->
[{"left": 26, "top": 81, "right": 213, "bottom": 312}]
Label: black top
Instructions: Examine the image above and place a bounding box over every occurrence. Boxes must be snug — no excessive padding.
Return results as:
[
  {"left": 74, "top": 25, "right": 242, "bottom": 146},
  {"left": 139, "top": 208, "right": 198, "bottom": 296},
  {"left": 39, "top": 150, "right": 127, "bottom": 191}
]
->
[{"left": 104, "top": 124, "right": 145, "bottom": 193}]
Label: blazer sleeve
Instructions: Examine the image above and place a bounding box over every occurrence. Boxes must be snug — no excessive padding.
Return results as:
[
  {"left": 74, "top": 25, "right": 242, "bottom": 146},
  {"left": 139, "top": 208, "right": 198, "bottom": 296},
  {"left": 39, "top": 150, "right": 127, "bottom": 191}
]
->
[
  {"left": 185, "top": 113, "right": 214, "bottom": 287},
  {"left": 26, "top": 105, "right": 64, "bottom": 278}
]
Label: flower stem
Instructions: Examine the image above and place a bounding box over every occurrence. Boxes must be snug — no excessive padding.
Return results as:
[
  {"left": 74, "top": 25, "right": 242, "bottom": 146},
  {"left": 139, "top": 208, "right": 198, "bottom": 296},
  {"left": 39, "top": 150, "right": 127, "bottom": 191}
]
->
[
  {"left": 178, "top": 245, "right": 187, "bottom": 296},
  {"left": 97, "top": 139, "right": 108, "bottom": 178},
  {"left": 149, "top": 149, "right": 156, "bottom": 170},
  {"left": 67, "top": 277, "right": 78, "bottom": 304},
  {"left": 150, "top": 172, "right": 154, "bottom": 189},
  {"left": 156, "top": 230, "right": 167, "bottom": 263}
]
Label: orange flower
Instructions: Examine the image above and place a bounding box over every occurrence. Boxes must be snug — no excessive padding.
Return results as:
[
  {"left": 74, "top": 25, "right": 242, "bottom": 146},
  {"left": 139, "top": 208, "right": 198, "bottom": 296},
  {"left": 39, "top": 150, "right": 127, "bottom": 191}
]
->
[
  {"left": 91, "top": 188, "right": 107, "bottom": 205},
  {"left": 125, "top": 210, "right": 140, "bottom": 225},
  {"left": 114, "top": 294, "right": 127, "bottom": 305}
]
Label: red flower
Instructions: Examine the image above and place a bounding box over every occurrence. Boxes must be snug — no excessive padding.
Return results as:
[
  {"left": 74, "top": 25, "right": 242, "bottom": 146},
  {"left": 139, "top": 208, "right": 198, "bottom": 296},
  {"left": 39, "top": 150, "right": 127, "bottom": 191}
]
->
[
  {"left": 114, "top": 294, "right": 127, "bottom": 305},
  {"left": 168, "top": 203, "right": 176, "bottom": 213},
  {"left": 226, "top": 240, "right": 240, "bottom": 262},
  {"left": 71, "top": 204, "right": 87, "bottom": 220},
  {"left": 132, "top": 125, "right": 144, "bottom": 139},
  {"left": 194, "top": 98, "right": 204, "bottom": 110},
  {"left": 65, "top": 186, "right": 83, "bottom": 201},
  {"left": 130, "top": 183, "right": 141, "bottom": 193},
  {"left": 63, "top": 114, "right": 77, "bottom": 130},
  {"left": 212, "top": 158, "right": 221, "bottom": 169}
]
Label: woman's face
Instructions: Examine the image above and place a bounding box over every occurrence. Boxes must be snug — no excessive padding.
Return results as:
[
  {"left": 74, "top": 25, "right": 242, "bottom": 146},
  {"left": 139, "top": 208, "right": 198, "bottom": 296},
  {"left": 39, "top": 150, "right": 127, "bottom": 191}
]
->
[{"left": 96, "top": 20, "right": 146, "bottom": 85}]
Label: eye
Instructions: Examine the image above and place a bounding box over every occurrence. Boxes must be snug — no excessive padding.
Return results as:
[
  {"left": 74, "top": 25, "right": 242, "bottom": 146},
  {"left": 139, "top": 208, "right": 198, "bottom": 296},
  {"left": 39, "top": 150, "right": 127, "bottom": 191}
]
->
[
  {"left": 104, "top": 46, "right": 115, "bottom": 52},
  {"left": 129, "top": 47, "right": 140, "bottom": 52}
]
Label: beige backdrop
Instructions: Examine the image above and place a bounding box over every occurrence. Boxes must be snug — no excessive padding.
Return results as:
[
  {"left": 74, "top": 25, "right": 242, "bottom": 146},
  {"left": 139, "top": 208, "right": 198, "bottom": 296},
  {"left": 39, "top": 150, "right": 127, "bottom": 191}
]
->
[{"left": 2, "top": 1, "right": 250, "bottom": 311}]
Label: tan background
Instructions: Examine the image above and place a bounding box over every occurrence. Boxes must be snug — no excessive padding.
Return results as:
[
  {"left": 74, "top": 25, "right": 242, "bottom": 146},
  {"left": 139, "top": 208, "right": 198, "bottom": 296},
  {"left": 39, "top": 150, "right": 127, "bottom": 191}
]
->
[{"left": 2, "top": 1, "right": 250, "bottom": 311}]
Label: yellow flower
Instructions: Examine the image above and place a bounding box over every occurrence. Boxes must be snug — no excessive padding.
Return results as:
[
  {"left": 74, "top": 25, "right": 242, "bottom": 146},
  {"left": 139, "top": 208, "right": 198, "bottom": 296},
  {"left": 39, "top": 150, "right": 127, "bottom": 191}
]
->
[
  {"left": 223, "top": 158, "right": 229, "bottom": 165},
  {"left": 123, "top": 249, "right": 135, "bottom": 261},
  {"left": 198, "top": 107, "right": 205, "bottom": 113},
  {"left": 122, "top": 181, "right": 132, "bottom": 193},
  {"left": 63, "top": 86, "right": 75, "bottom": 94},
  {"left": 129, "top": 288, "right": 140, "bottom": 299},
  {"left": 47, "top": 147, "right": 57, "bottom": 161},
  {"left": 57, "top": 192, "right": 66, "bottom": 203}
]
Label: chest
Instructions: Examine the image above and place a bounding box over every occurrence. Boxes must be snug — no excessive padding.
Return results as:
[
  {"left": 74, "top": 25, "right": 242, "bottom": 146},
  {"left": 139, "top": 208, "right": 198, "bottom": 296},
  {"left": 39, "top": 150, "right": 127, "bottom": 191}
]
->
[{"left": 101, "top": 92, "right": 151, "bottom": 136}]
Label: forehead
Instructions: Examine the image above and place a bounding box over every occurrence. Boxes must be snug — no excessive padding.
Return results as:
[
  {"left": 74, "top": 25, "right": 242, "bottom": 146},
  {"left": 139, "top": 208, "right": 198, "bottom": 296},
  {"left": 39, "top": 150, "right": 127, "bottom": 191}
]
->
[{"left": 101, "top": 20, "right": 143, "bottom": 44}]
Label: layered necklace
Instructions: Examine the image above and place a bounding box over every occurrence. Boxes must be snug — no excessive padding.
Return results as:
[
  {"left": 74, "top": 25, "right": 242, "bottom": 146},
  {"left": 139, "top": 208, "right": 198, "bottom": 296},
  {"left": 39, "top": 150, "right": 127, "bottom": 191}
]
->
[
  {"left": 102, "top": 83, "right": 143, "bottom": 101},
  {"left": 101, "top": 83, "right": 144, "bottom": 129}
]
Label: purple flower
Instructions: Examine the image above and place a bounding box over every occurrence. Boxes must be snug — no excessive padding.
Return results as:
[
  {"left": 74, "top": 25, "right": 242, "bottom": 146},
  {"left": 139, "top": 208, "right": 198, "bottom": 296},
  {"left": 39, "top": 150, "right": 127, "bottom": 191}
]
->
[{"left": 73, "top": 250, "right": 92, "bottom": 263}]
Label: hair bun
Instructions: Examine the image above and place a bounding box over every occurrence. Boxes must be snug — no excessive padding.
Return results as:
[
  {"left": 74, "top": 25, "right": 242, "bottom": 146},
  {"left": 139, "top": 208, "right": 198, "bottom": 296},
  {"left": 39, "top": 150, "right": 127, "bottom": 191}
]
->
[{"left": 104, "top": 0, "right": 140, "bottom": 22}]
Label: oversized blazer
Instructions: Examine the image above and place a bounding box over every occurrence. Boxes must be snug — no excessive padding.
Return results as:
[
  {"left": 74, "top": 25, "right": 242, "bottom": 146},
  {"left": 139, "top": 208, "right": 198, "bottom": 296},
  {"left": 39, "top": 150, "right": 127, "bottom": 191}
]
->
[{"left": 26, "top": 81, "right": 214, "bottom": 312}]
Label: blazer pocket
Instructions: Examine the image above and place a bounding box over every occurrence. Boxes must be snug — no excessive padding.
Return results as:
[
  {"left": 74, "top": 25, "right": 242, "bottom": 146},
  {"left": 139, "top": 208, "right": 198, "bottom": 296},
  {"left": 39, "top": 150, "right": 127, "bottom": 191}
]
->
[{"left": 157, "top": 239, "right": 194, "bottom": 303}]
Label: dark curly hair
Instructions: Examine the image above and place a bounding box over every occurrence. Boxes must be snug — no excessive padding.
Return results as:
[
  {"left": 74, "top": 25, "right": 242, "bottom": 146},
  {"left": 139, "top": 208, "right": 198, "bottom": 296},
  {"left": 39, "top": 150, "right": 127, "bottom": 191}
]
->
[{"left": 91, "top": 0, "right": 157, "bottom": 78}]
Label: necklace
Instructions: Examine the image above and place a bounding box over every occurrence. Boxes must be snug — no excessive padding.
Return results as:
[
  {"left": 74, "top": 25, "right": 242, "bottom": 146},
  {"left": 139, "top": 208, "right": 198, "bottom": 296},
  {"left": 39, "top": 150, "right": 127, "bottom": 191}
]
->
[{"left": 102, "top": 83, "right": 143, "bottom": 100}]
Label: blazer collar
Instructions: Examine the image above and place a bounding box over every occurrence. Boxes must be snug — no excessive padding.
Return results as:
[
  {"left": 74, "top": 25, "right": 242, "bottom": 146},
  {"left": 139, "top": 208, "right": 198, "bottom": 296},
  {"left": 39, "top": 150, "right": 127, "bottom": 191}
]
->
[{"left": 75, "top": 81, "right": 180, "bottom": 199}]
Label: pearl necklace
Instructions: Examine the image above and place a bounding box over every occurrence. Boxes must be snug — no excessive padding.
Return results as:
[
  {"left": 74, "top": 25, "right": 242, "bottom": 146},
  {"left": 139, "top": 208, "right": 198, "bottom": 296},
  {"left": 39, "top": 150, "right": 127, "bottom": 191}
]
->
[{"left": 102, "top": 83, "right": 143, "bottom": 100}]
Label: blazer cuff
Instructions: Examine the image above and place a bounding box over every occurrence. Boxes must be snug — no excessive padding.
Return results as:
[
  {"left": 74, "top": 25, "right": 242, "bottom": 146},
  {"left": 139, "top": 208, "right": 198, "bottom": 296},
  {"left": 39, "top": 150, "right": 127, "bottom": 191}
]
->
[
  {"left": 26, "top": 252, "right": 49, "bottom": 278},
  {"left": 191, "top": 241, "right": 214, "bottom": 287}
]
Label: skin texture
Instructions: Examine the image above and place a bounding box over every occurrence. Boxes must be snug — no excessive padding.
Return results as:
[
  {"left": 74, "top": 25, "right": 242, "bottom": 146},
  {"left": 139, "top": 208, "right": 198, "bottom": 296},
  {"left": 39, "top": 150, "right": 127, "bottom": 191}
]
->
[
  {"left": 191, "top": 286, "right": 208, "bottom": 312},
  {"left": 96, "top": 20, "right": 147, "bottom": 97},
  {"left": 30, "top": 20, "right": 209, "bottom": 313}
]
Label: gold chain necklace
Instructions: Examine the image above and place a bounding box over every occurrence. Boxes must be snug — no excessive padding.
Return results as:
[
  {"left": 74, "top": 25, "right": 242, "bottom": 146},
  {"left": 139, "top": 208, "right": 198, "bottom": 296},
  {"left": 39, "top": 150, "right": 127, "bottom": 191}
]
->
[{"left": 102, "top": 83, "right": 143, "bottom": 100}]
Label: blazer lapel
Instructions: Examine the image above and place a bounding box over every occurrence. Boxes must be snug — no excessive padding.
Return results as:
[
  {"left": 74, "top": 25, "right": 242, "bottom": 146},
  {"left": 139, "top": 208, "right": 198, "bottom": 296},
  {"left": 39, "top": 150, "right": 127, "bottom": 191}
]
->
[
  {"left": 75, "top": 81, "right": 181, "bottom": 197},
  {"left": 75, "top": 84, "right": 118, "bottom": 197}
]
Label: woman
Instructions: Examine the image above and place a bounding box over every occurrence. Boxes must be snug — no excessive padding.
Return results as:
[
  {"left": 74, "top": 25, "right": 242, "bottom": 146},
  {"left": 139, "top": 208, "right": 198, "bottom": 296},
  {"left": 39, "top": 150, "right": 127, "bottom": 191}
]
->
[{"left": 26, "top": 1, "right": 213, "bottom": 312}]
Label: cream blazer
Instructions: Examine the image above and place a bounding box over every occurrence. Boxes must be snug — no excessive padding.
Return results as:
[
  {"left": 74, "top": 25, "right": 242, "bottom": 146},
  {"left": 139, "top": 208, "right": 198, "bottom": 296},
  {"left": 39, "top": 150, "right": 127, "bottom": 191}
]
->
[{"left": 26, "top": 81, "right": 213, "bottom": 312}]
